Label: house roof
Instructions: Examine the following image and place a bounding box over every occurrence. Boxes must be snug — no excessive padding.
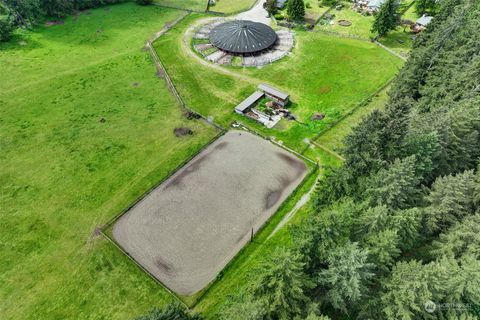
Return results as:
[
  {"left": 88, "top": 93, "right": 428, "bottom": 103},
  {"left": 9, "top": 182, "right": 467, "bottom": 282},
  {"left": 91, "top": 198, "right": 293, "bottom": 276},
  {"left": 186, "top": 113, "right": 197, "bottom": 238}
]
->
[
  {"left": 416, "top": 15, "right": 433, "bottom": 26},
  {"left": 210, "top": 20, "right": 277, "bottom": 54},
  {"left": 367, "top": 0, "right": 386, "bottom": 8},
  {"left": 258, "top": 84, "right": 289, "bottom": 100},
  {"left": 235, "top": 91, "right": 265, "bottom": 112},
  {"left": 276, "top": 0, "right": 287, "bottom": 8}
]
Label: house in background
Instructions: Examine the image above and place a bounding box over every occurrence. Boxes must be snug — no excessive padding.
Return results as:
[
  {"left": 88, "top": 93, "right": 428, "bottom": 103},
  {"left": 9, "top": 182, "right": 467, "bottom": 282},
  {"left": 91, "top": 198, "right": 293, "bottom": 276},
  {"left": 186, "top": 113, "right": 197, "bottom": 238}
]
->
[
  {"left": 353, "top": 0, "right": 389, "bottom": 14},
  {"left": 411, "top": 14, "right": 433, "bottom": 32},
  {"left": 276, "top": 0, "right": 287, "bottom": 9}
]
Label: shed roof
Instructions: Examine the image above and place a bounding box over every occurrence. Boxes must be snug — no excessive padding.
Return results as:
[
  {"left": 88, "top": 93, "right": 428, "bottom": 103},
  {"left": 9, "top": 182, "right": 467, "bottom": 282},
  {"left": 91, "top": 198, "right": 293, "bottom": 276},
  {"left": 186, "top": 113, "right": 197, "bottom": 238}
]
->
[
  {"left": 258, "top": 84, "right": 289, "bottom": 100},
  {"left": 235, "top": 91, "right": 265, "bottom": 113},
  {"left": 416, "top": 15, "right": 433, "bottom": 26}
]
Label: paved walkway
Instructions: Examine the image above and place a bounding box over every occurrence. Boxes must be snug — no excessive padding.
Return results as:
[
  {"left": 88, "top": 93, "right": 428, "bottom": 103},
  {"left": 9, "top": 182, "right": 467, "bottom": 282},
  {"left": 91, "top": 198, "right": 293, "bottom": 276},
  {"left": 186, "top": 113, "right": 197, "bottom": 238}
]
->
[{"left": 235, "top": 0, "right": 270, "bottom": 25}]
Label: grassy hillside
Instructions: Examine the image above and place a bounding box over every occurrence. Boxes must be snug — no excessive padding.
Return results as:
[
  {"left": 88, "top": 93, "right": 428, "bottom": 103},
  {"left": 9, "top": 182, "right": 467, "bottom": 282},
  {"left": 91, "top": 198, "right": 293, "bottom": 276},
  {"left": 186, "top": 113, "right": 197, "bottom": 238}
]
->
[{"left": 0, "top": 4, "right": 218, "bottom": 319}]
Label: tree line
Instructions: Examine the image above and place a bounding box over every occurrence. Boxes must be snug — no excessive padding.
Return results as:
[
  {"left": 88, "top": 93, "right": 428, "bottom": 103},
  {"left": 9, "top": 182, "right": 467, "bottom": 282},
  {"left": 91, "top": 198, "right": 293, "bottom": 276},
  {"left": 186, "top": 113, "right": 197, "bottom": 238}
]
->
[{"left": 139, "top": 0, "right": 480, "bottom": 318}]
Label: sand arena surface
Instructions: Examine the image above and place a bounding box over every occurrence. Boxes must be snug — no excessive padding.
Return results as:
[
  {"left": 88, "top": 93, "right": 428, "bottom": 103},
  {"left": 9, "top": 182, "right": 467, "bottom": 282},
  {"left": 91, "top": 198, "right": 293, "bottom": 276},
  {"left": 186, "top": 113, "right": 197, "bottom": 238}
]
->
[{"left": 113, "top": 131, "right": 307, "bottom": 295}]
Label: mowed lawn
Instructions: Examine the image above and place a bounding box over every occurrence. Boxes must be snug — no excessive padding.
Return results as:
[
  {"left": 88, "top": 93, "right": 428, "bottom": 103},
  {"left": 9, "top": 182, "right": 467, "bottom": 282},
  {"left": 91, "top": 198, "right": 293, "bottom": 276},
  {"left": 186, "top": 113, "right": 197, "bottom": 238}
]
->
[
  {"left": 209, "top": 0, "right": 256, "bottom": 14},
  {"left": 0, "top": 3, "right": 218, "bottom": 320},
  {"left": 154, "top": 14, "right": 402, "bottom": 153}
]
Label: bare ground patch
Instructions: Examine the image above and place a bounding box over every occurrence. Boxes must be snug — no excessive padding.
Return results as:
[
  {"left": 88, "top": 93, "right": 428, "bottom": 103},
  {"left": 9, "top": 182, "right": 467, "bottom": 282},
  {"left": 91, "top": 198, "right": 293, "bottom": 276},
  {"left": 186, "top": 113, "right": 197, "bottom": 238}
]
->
[{"left": 112, "top": 131, "right": 307, "bottom": 295}]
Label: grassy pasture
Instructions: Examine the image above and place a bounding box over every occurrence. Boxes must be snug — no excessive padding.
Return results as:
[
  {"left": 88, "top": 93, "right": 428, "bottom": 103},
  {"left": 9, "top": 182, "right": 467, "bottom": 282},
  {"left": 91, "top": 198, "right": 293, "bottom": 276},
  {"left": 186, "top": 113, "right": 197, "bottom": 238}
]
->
[
  {"left": 154, "top": 14, "right": 402, "bottom": 154},
  {"left": 154, "top": 0, "right": 207, "bottom": 12},
  {"left": 209, "top": 0, "right": 257, "bottom": 14},
  {"left": 0, "top": 4, "right": 219, "bottom": 320}
]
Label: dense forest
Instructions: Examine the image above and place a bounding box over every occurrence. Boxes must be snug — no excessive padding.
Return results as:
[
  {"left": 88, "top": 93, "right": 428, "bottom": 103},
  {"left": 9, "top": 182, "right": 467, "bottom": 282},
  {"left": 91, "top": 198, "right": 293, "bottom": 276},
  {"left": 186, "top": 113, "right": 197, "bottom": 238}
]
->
[
  {"left": 138, "top": 0, "right": 480, "bottom": 318},
  {"left": 218, "top": 0, "right": 480, "bottom": 319}
]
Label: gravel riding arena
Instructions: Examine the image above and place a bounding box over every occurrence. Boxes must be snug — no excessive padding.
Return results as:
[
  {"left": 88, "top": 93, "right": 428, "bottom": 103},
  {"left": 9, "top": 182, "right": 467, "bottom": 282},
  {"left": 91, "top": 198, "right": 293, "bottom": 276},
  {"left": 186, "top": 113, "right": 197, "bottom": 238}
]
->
[{"left": 113, "top": 131, "right": 308, "bottom": 295}]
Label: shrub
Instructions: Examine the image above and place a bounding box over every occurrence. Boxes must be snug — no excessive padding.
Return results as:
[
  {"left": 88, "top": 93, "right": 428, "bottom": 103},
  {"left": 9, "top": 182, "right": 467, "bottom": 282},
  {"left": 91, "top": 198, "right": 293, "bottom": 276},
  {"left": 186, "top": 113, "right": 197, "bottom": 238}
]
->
[
  {"left": 274, "top": 13, "right": 285, "bottom": 20},
  {"left": 135, "top": 0, "right": 153, "bottom": 5},
  {"left": 0, "top": 15, "right": 14, "bottom": 42},
  {"left": 306, "top": 2, "right": 311, "bottom": 8}
]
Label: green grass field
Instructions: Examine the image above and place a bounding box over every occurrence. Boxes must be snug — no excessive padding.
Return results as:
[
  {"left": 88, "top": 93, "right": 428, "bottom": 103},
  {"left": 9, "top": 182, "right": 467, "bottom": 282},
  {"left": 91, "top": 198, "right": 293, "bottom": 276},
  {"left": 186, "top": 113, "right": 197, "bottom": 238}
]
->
[
  {"left": 0, "top": 2, "right": 412, "bottom": 319},
  {"left": 154, "top": 0, "right": 207, "bottom": 11},
  {"left": 0, "top": 4, "right": 219, "bottom": 319},
  {"left": 154, "top": 13, "right": 402, "bottom": 154},
  {"left": 209, "top": 0, "right": 256, "bottom": 14}
]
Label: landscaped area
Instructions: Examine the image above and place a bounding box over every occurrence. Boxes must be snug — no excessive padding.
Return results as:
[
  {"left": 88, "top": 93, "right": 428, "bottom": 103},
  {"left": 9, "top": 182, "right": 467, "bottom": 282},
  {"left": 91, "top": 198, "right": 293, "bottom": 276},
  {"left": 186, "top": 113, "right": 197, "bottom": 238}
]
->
[{"left": 1, "top": 0, "right": 421, "bottom": 319}]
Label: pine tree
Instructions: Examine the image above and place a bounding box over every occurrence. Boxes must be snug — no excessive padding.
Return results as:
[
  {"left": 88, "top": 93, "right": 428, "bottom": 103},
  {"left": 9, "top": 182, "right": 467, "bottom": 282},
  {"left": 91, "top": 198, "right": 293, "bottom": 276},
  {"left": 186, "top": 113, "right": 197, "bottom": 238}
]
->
[
  {"left": 287, "top": 0, "right": 305, "bottom": 21},
  {"left": 365, "top": 156, "right": 420, "bottom": 209},
  {"left": 253, "top": 248, "right": 314, "bottom": 319},
  {"left": 424, "top": 170, "right": 477, "bottom": 234},
  {"left": 388, "top": 208, "right": 421, "bottom": 251},
  {"left": 415, "top": 0, "right": 437, "bottom": 14},
  {"left": 263, "top": 0, "right": 277, "bottom": 15},
  {"left": 371, "top": 0, "right": 400, "bottom": 36},
  {"left": 317, "top": 242, "right": 374, "bottom": 313},
  {"left": 431, "top": 214, "right": 480, "bottom": 259},
  {"left": 364, "top": 229, "right": 400, "bottom": 272},
  {"left": 136, "top": 304, "right": 202, "bottom": 320}
]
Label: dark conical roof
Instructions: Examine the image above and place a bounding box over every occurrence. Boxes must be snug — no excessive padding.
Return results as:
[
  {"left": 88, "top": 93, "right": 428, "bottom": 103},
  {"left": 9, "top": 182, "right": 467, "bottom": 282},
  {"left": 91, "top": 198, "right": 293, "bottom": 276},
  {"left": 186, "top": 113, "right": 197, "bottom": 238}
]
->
[{"left": 209, "top": 20, "right": 277, "bottom": 54}]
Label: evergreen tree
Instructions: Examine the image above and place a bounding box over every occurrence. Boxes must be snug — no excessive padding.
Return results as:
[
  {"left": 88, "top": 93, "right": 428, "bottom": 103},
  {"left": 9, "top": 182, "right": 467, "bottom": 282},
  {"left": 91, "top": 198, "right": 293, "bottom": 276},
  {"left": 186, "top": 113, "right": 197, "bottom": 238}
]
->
[
  {"left": 136, "top": 304, "right": 202, "bottom": 320},
  {"left": 220, "top": 292, "right": 266, "bottom": 320},
  {"left": 253, "top": 248, "right": 314, "bottom": 320},
  {"left": 263, "top": 0, "right": 277, "bottom": 15},
  {"left": 424, "top": 170, "right": 477, "bottom": 234},
  {"left": 365, "top": 156, "right": 420, "bottom": 209},
  {"left": 371, "top": 0, "right": 400, "bottom": 36},
  {"left": 415, "top": 0, "right": 437, "bottom": 14},
  {"left": 287, "top": 0, "right": 305, "bottom": 21},
  {"left": 136, "top": 0, "right": 153, "bottom": 5},
  {"left": 431, "top": 214, "right": 480, "bottom": 259},
  {"left": 0, "top": 3, "right": 14, "bottom": 41},
  {"left": 317, "top": 242, "right": 374, "bottom": 313},
  {"left": 292, "top": 199, "right": 356, "bottom": 274},
  {"left": 41, "top": 0, "right": 72, "bottom": 17},
  {"left": 364, "top": 229, "right": 400, "bottom": 272},
  {"left": 388, "top": 208, "right": 422, "bottom": 251},
  {"left": 381, "top": 256, "right": 480, "bottom": 319}
]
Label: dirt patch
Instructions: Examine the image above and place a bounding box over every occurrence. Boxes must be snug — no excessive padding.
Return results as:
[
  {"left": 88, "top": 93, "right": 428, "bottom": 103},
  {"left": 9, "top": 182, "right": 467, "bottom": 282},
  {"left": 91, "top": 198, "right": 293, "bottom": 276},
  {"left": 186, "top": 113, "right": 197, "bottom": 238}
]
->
[
  {"left": 174, "top": 127, "right": 193, "bottom": 137},
  {"left": 184, "top": 111, "right": 201, "bottom": 120},
  {"left": 318, "top": 86, "right": 331, "bottom": 94},
  {"left": 338, "top": 20, "right": 352, "bottom": 27},
  {"left": 156, "top": 67, "right": 165, "bottom": 78},
  {"left": 132, "top": 82, "right": 140, "bottom": 87},
  {"left": 163, "top": 152, "right": 208, "bottom": 190},
  {"left": 113, "top": 131, "right": 308, "bottom": 295},
  {"left": 311, "top": 113, "right": 325, "bottom": 121},
  {"left": 155, "top": 257, "right": 175, "bottom": 276},
  {"left": 276, "top": 152, "right": 307, "bottom": 177},
  {"left": 45, "top": 21, "right": 64, "bottom": 26}
]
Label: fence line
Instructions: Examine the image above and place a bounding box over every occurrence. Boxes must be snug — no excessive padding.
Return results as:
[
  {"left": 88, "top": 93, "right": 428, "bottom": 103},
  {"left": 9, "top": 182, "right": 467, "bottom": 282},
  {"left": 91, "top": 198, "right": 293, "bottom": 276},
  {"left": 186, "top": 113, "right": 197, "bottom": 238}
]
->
[
  {"left": 300, "top": 77, "right": 395, "bottom": 155},
  {"left": 374, "top": 40, "right": 408, "bottom": 61}
]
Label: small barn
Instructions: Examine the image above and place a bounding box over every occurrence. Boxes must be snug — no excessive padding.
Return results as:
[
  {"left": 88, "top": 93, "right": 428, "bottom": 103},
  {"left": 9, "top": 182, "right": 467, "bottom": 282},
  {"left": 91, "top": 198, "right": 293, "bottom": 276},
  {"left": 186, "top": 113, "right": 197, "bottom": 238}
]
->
[
  {"left": 258, "top": 84, "right": 290, "bottom": 107},
  {"left": 235, "top": 91, "right": 265, "bottom": 114}
]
